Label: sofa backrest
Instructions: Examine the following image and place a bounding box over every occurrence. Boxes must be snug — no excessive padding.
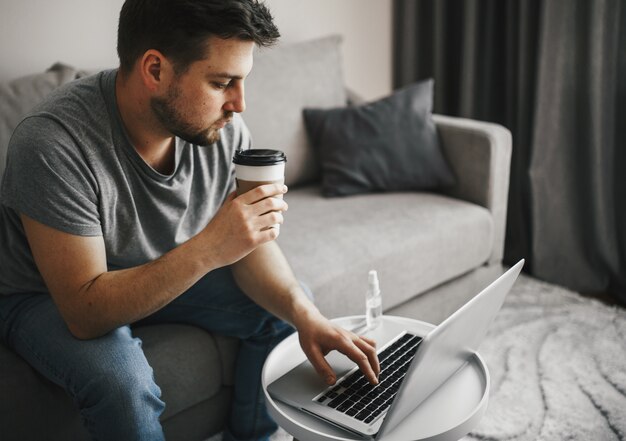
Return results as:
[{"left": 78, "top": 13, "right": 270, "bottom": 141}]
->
[
  {"left": 0, "top": 36, "right": 348, "bottom": 186},
  {"left": 0, "top": 64, "right": 84, "bottom": 180},
  {"left": 243, "top": 35, "right": 347, "bottom": 186}
]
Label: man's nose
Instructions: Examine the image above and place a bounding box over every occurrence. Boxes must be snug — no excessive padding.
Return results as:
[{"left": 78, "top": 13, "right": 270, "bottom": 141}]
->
[{"left": 225, "top": 82, "right": 246, "bottom": 114}]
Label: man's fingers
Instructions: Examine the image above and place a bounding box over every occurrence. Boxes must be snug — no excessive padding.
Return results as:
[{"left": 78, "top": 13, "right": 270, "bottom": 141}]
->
[
  {"left": 256, "top": 211, "right": 284, "bottom": 229},
  {"left": 359, "top": 335, "right": 377, "bottom": 348},
  {"left": 252, "top": 196, "right": 288, "bottom": 216},
  {"left": 353, "top": 336, "right": 380, "bottom": 377},
  {"left": 238, "top": 183, "right": 286, "bottom": 204},
  {"left": 339, "top": 337, "right": 379, "bottom": 385}
]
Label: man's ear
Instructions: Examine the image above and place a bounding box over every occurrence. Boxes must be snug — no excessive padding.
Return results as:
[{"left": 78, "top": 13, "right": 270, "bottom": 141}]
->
[{"left": 139, "top": 50, "right": 173, "bottom": 92}]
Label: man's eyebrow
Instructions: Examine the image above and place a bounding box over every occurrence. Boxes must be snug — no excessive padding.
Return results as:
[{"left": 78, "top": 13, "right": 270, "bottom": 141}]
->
[{"left": 207, "top": 72, "right": 244, "bottom": 80}]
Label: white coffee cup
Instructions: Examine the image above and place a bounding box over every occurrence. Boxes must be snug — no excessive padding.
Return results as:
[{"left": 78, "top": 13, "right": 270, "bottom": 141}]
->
[{"left": 233, "top": 149, "right": 287, "bottom": 231}]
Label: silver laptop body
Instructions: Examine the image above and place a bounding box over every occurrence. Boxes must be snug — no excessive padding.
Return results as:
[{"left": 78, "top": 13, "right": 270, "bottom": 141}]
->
[{"left": 267, "top": 260, "right": 524, "bottom": 439}]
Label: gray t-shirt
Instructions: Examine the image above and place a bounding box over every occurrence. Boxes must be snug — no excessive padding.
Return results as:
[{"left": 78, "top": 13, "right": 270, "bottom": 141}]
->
[{"left": 0, "top": 69, "right": 251, "bottom": 295}]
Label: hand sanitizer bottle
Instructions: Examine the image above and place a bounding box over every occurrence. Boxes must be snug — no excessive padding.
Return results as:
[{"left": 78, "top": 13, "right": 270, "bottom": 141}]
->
[{"left": 366, "top": 270, "right": 383, "bottom": 329}]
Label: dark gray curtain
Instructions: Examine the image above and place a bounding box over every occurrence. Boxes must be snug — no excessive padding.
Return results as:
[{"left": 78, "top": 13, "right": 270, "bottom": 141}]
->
[{"left": 394, "top": 0, "right": 625, "bottom": 302}]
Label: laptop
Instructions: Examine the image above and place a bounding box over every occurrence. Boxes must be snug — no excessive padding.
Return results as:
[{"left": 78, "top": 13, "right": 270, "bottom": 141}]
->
[{"left": 267, "top": 259, "right": 525, "bottom": 439}]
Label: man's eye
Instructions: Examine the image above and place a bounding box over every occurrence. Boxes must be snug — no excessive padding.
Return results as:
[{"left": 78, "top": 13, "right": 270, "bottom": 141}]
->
[{"left": 212, "top": 82, "right": 230, "bottom": 90}]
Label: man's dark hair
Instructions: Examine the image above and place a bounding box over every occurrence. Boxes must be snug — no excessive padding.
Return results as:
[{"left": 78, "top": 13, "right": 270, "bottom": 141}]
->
[{"left": 117, "top": 0, "right": 280, "bottom": 73}]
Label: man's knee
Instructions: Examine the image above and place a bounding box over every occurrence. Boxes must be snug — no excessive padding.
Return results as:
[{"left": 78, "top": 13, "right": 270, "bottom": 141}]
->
[
  {"left": 77, "top": 364, "right": 165, "bottom": 439},
  {"left": 88, "top": 364, "right": 161, "bottom": 406},
  {"left": 76, "top": 365, "right": 165, "bottom": 440},
  {"left": 73, "top": 331, "right": 164, "bottom": 420}
]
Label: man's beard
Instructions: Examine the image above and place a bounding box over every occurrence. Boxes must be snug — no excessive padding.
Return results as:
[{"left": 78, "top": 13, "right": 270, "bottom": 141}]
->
[{"left": 151, "top": 83, "right": 231, "bottom": 146}]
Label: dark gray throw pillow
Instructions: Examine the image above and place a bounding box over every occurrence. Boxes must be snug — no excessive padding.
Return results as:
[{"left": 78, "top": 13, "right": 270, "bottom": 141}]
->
[{"left": 303, "top": 79, "right": 455, "bottom": 197}]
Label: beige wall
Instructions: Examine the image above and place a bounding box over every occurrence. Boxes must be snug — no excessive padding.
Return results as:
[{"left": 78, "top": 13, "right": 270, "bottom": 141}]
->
[
  {"left": 265, "top": 0, "right": 392, "bottom": 100},
  {"left": 0, "top": 0, "right": 124, "bottom": 81},
  {"left": 0, "top": 0, "right": 392, "bottom": 100}
]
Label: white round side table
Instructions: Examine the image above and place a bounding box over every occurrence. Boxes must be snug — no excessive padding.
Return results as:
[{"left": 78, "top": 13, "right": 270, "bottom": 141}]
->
[{"left": 262, "top": 315, "right": 489, "bottom": 441}]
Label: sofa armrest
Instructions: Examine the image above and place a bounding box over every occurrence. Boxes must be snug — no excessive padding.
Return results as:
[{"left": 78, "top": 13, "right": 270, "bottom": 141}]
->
[{"left": 433, "top": 114, "right": 512, "bottom": 265}]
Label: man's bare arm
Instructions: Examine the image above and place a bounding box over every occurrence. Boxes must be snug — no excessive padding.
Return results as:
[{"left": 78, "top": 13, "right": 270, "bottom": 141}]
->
[
  {"left": 21, "top": 184, "right": 287, "bottom": 339},
  {"left": 231, "top": 241, "right": 380, "bottom": 385}
]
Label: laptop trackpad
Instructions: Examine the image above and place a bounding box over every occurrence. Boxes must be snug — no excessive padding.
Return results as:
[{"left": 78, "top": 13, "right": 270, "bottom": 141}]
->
[
  {"left": 325, "top": 351, "right": 357, "bottom": 378},
  {"left": 267, "top": 350, "right": 356, "bottom": 408}
]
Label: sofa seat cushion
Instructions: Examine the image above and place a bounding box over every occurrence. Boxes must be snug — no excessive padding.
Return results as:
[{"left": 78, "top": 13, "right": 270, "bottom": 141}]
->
[
  {"left": 277, "top": 186, "right": 494, "bottom": 317},
  {"left": 133, "top": 324, "right": 238, "bottom": 420}
]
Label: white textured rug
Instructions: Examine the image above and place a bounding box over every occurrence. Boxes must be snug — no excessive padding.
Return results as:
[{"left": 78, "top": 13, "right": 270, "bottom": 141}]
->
[
  {"left": 208, "top": 275, "right": 626, "bottom": 441},
  {"left": 462, "top": 275, "right": 626, "bottom": 441}
]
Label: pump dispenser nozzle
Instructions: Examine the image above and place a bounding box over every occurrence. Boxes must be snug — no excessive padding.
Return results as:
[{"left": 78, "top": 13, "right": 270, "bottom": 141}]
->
[
  {"left": 366, "top": 270, "right": 382, "bottom": 329},
  {"left": 368, "top": 270, "right": 379, "bottom": 286}
]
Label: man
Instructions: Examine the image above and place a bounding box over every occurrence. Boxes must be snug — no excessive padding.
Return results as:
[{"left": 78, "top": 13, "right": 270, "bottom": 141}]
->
[{"left": 0, "top": 0, "right": 380, "bottom": 440}]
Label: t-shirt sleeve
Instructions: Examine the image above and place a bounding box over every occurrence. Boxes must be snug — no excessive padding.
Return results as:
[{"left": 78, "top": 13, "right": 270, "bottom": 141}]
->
[{"left": 1, "top": 115, "right": 102, "bottom": 236}]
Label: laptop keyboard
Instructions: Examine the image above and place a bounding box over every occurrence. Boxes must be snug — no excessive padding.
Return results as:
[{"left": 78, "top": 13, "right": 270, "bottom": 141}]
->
[{"left": 313, "top": 332, "right": 422, "bottom": 424}]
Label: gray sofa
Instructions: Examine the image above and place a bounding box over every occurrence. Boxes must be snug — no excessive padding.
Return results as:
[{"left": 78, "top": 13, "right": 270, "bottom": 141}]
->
[{"left": 0, "top": 36, "right": 512, "bottom": 441}]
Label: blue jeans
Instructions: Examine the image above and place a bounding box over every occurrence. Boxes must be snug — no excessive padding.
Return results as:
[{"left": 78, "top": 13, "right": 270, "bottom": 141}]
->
[{"left": 0, "top": 267, "right": 298, "bottom": 441}]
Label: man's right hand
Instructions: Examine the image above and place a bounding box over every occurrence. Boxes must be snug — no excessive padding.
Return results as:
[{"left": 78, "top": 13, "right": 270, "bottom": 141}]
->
[{"left": 201, "top": 183, "right": 288, "bottom": 268}]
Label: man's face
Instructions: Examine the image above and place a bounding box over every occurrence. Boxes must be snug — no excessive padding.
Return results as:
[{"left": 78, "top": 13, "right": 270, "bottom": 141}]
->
[{"left": 151, "top": 37, "right": 254, "bottom": 146}]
